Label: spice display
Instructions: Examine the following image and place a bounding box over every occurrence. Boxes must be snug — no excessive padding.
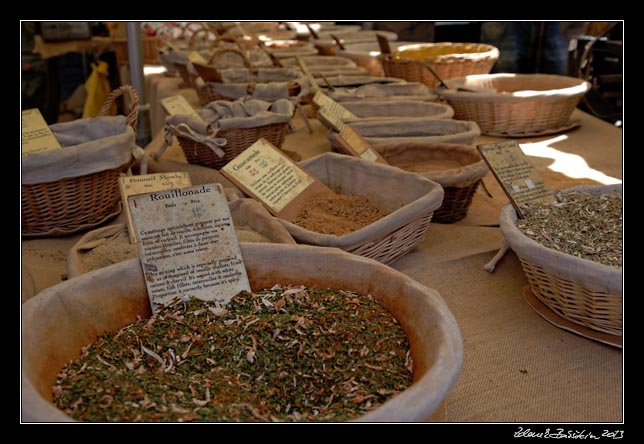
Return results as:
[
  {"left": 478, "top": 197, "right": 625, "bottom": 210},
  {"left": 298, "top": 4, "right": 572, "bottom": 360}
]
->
[
  {"left": 517, "top": 192, "right": 622, "bottom": 267},
  {"left": 293, "top": 194, "right": 388, "bottom": 236},
  {"left": 53, "top": 285, "right": 412, "bottom": 422}
]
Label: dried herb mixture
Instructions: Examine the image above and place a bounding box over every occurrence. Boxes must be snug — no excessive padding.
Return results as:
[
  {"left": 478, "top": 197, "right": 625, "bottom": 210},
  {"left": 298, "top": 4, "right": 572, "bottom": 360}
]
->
[
  {"left": 53, "top": 285, "right": 412, "bottom": 422},
  {"left": 517, "top": 192, "right": 622, "bottom": 267}
]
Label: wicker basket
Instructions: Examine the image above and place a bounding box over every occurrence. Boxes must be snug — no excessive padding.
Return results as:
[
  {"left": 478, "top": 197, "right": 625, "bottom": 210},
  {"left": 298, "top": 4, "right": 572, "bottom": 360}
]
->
[
  {"left": 173, "top": 122, "right": 288, "bottom": 169},
  {"left": 375, "top": 142, "right": 488, "bottom": 223},
  {"left": 500, "top": 184, "right": 622, "bottom": 337},
  {"left": 327, "top": 118, "right": 481, "bottom": 149},
  {"left": 382, "top": 43, "right": 499, "bottom": 88},
  {"left": 195, "top": 78, "right": 303, "bottom": 106},
  {"left": 22, "top": 86, "right": 139, "bottom": 237},
  {"left": 437, "top": 74, "right": 591, "bottom": 136},
  {"left": 339, "top": 100, "right": 454, "bottom": 123},
  {"left": 278, "top": 153, "right": 444, "bottom": 265}
]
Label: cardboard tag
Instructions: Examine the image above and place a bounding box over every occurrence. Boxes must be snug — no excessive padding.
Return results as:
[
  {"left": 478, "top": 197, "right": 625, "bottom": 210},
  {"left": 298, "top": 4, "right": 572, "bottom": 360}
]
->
[
  {"left": 376, "top": 33, "right": 392, "bottom": 55},
  {"left": 220, "top": 138, "right": 335, "bottom": 221},
  {"left": 188, "top": 51, "right": 208, "bottom": 64},
  {"left": 127, "top": 183, "right": 250, "bottom": 313},
  {"left": 313, "top": 91, "right": 358, "bottom": 120},
  {"left": 477, "top": 141, "right": 556, "bottom": 218},
  {"left": 21, "top": 108, "right": 62, "bottom": 154},
  {"left": 119, "top": 172, "right": 193, "bottom": 243},
  {"left": 336, "top": 125, "right": 389, "bottom": 165},
  {"left": 161, "top": 95, "right": 202, "bottom": 120}
]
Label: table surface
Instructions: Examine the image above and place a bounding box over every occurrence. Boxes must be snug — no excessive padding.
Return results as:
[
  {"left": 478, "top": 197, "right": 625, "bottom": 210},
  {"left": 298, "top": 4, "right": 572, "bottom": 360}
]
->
[{"left": 21, "top": 75, "right": 623, "bottom": 423}]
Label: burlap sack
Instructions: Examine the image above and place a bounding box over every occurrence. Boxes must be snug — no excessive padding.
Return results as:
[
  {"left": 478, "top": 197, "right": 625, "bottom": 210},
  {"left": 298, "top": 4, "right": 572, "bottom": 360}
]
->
[
  {"left": 327, "top": 118, "right": 481, "bottom": 148},
  {"left": 22, "top": 244, "right": 462, "bottom": 422},
  {"left": 22, "top": 115, "right": 143, "bottom": 185},
  {"left": 375, "top": 141, "right": 489, "bottom": 187},
  {"left": 276, "top": 153, "right": 444, "bottom": 263},
  {"left": 66, "top": 199, "right": 296, "bottom": 279},
  {"left": 499, "top": 184, "right": 622, "bottom": 294},
  {"left": 327, "top": 82, "right": 438, "bottom": 102},
  {"left": 340, "top": 100, "right": 454, "bottom": 123}
]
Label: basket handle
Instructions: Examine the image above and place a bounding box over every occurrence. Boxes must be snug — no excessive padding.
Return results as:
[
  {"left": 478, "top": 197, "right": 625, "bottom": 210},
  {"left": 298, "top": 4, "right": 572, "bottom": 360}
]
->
[
  {"left": 189, "top": 28, "right": 216, "bottom": 49},
  {"left": 98, "top": 85, "right": 140, "bottom": 130},
  {"left": 207, "top": 47, "right": 255, "bottom": 71}
]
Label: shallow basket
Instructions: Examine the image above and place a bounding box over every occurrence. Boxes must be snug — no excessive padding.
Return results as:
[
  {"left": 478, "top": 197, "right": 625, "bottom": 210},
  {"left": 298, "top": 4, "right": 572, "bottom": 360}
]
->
[
  {"left": 327, "top": 118, "right": 481, "bottom": 149},
  {"left": 376, "top": 141, "right": 489, "bottom": 223},
  {"left": 339, "top": 100, "right": 454, "bottom": 123},
  {"left": 500, "top": 184, "right": 622, "bottom": 336},
  {"left": 21, "top": 244, "right": 463, "bottom": 422},
  {"left": 382, "top": 42, "right": 499, "bottom": 88},
  {"left": 278, "top": 152, "right": 444, "bottom": 265},
  {"left": 174, "top": 122, "right": 289, "bottom": 170},
  {"left": 438, "top": 74, "right": 591, "bottom": 136},
  {"left": 21, "top": 86, "right": 140, "bottom": 237}
]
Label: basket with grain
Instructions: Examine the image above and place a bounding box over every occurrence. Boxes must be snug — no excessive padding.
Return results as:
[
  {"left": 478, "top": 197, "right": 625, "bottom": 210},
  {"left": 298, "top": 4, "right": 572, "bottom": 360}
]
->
[
  {"left": 381, "top": 42, "right": 499, "bottom": 88},
  {"left": 437, "top": 74, "right": 591, "bottom": 136},
  {"left": 499, "top": 184, "right": 622, "bottom": 338},
  {"left": 22, "top": 86, "right": 145, "bottom": 237},
  {"left": 277, "top": 152, "right": 444, "bottom": 265},
  {"left": 339, "top": 100, "right": 454, "bottom": 123}
]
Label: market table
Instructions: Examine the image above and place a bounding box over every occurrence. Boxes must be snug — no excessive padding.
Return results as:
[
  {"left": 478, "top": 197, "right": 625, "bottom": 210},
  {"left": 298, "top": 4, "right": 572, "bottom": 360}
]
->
[{"left": 21, "top": 82, "right": 622, "bottom": 422}]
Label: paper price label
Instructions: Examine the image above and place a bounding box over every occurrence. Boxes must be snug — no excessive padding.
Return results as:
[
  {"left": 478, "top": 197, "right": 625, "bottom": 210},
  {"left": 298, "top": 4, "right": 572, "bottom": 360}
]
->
[
  {"left": 161, "top": 95, "right": 202, "bottom": 120},
  {"left": 21, "top": 108, "right": 62, "bottom": 154}
]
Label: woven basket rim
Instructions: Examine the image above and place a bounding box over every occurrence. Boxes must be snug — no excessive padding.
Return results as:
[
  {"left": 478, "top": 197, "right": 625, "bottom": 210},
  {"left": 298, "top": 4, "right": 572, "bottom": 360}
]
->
[
  {"left": 394, "top": 42, "right": 500, "bottom": 63},
  {"left": 500, "top": 184, "right": 622, "bottom": 294},
  {"left": 438, "top": 74, "right": 591, "bottom": 101}
]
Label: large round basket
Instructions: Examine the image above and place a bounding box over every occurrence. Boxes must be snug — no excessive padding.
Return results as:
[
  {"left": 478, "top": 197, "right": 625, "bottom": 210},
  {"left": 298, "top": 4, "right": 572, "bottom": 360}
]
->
[
  {"left": 382, "top": 43, "right": 499, "bottom": 88},
  {"left": 22, "top": 243, "right": 463, "bottom": 422},
  {"left": 500, "top": 184, "right": 622, "bottom": 338},
  {"left": 438, "top": 74, "right": 591, "bottom": 136},
  {"left": 22, "top": 86, "right": 140, "bottom": 237}
]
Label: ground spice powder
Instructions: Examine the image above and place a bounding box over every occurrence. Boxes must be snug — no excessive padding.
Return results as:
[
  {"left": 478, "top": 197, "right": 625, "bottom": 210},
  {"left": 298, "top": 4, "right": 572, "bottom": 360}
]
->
[{"left": 53, "top": 285, "right": 412, "bottom": 422}]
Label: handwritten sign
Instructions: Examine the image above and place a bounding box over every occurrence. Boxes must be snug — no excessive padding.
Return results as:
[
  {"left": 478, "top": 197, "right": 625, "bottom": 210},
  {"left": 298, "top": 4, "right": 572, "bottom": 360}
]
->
[
  {"left": 128, "top": 183, "right": 250, "bottom": 313},
  {"left": 160, "top": 95, "right": 202, "bottom": 119},
  {"left": 336, "top": 125, "right": 389, "bottom": 165},
  {"left": 312, "top": 91, "right": 357, "bottom": 120},
  {"left": 220, "top": 138, "right": 334, "bottom": 220},
  {"left": 477, "top": 141, "right": 555, "bottom": 218},
  {"left": 21, "top": 108, "right": 62, "bottom": 154},
  {"left": 119, "top": 172, "right": 193, "bottom": 243}
]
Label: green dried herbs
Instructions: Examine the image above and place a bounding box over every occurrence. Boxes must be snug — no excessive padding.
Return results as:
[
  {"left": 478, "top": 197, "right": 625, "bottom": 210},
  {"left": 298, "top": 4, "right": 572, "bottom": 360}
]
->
[
  {"left": 53, "top": 286, "right": 413, "bottom": 422},
  {"left": 517, "top": 192, "right": 622, "bottom": 267}
]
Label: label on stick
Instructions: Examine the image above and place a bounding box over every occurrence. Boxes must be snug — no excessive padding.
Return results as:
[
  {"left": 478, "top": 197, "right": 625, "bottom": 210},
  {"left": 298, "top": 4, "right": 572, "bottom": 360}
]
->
[
  {"left": 161, "top": 95, "right": 202, "bottom": 119},
  {"left": 21, "top": 108, "right": 62, "bottom": 154},
  {"left": 477, "top": 140, "right": 555, "bottom": 218},
  {"left": 220, "top": 138, "right": 334, "bottom": 220},
  {"left": 128, "top": 183, "right": 250, "bottom": 313},
  {"left": 119, "top": 172, "right": 193, "bottom": 243},
  {"left": 312, "top": 91, "right": 358, "bottom": 120},
  {"left": 188, "top": 51, "right": 208, "bottom": 64},
  {"left": 336, "top": 125, "right": 389, "bottom": 165}
]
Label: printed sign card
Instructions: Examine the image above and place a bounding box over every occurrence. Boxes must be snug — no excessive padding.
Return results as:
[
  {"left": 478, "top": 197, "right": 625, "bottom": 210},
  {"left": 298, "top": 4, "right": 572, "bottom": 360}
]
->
[
  {"left": 160, "top": 95, "right": 202, "bottom": 119},
  {"left": 119, "top": 172, "right": 193, "bottom": 243},
  {"left": 335, "top": 125, "right": 389, "bottom": 165},
  {"left": 220, "top": 138, "right": 335, "bottom": 221},
  {"left": 477, "top": 141, "right": 556, "bottom": 218},
  {"left": 21, "top": 108, "right": 62, "bottom": 154},
  {"left": 312, "top": 91, "right": 358, "bottom": 121},
  {"left": 128, "top": 183, "right": 250, "bottom": 313}
]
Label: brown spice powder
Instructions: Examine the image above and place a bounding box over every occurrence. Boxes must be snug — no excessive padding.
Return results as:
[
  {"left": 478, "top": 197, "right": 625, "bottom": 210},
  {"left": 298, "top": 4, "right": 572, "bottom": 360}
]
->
[{"left": 293, "top": 193, "right": 388, "bottom": 236}]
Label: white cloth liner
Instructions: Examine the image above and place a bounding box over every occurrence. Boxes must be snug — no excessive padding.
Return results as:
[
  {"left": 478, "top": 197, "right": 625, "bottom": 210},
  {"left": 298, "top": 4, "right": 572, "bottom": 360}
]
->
[
  {"left": 22, "top": 115, "right": 144, "bottom": 185},
  {"left": 340, "top": 100, "right": 454, "bottom": 122},
  {"left": 328, "top": 82, "right": 438, "bottom": 102},
  {"left": 277, "top": 152, "right": 444, "bottom": 251},
  {"left": 499, "top": 184, "right": 622, "bottom": 294},
  {"left": 157, "top": 98, "right": 294, "bottom": 159}
]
